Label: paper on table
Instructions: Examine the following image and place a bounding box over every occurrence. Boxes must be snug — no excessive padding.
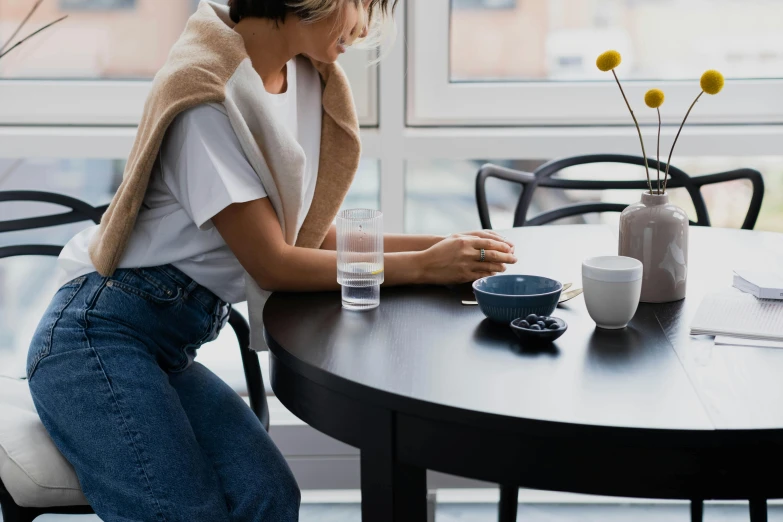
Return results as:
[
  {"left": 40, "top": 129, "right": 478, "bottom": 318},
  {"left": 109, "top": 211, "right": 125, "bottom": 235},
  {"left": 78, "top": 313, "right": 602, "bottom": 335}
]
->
[
  {"left": 714, "top": 336, "right": 783, "bottom": 349},
  {"left": 690, "top": 289, "right": 783, "bottom": 342}
]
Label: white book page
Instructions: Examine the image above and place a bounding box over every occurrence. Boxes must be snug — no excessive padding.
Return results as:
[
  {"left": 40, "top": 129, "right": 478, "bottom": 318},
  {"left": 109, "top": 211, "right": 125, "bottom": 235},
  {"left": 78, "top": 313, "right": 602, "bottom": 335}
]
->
[
  {"left": 714, "top": 336, "right": 783, "bottom": 349},
  {"left": 690, "top": 289, "right": 783, "bottom": 341}
]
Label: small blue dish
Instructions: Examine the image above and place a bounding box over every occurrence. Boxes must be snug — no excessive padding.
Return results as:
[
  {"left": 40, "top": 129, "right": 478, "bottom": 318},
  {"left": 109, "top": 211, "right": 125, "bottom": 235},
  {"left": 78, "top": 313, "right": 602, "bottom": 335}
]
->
[
  {"left": 472, "top": 275, "right": 563, "bottom": 324},
  {"left": 510, "top": 316, "right": 568, "bottom": 346}
]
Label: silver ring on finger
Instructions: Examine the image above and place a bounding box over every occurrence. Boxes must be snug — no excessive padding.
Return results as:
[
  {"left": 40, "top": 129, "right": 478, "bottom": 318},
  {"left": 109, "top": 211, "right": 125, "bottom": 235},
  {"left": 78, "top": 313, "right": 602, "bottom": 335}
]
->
[{"left": 479, "top": 248, "right": 486, "bottom": 262}]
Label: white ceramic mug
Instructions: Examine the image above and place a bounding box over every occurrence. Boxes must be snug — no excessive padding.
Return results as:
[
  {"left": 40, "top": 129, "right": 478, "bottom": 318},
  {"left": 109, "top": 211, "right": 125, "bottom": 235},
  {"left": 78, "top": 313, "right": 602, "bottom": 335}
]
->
[{"left": 582, "top": 256, "right": 644, "bottom": 329}]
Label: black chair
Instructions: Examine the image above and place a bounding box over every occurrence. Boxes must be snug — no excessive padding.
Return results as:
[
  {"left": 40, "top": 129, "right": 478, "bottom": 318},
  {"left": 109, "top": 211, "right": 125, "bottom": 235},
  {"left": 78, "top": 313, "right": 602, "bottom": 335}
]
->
[
  {"left": 476, "top": 154, "right": 764, "bottom": 230},
  {"left": 476, "top": 156, "right": 764, "bottom": 522},
  {"left": 0, "top": 191, "right": 268, "bottom": 522}
]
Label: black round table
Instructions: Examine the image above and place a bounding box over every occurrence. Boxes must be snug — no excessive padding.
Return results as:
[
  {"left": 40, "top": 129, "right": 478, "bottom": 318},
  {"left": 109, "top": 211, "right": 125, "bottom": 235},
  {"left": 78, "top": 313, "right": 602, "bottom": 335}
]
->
[{"left": 263, "top": 225, "right": 783, "bottom": 522}]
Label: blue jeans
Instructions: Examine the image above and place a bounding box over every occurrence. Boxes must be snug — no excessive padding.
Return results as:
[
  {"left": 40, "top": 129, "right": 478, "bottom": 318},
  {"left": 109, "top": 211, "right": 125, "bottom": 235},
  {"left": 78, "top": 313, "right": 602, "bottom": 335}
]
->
[{"left": 27, "top": 265, "right": 300, "bottom": 522}]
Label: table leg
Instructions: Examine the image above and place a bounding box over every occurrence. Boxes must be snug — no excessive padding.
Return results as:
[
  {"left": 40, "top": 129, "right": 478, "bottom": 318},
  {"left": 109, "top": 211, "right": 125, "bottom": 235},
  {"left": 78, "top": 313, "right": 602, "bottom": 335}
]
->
[
  {"left": 360, "top": 409, "right": 428, "bottom": 522},
  {"left": 498, "top": 485, "right": 519, "bottom": 522},
  {"left": 360, "top": 450, "right": 427, "bottom": 521},
  {"left": 690, "top": 499, "right": 703, "bottom": 522},
  {"left": 749, "top": 499, "right": 767, "bottom": 522}
]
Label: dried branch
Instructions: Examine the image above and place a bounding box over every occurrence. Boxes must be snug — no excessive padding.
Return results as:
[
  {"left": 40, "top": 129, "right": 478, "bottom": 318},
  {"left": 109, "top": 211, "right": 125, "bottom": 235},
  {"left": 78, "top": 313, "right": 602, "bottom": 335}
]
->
[
  {"left": 612, "top": 69, "right": 653, "bottom": 195},
  {"left": 0, "top": 0, "right": 45, "bottom": 54},
  {"left": 0, "top": 15, "right": 68, "bottom": 62},
  {"left": 656, "top": 107, "right": 661, "bottom": 194},
  {"left": 663, "top": 91, "right": 704, "bottom": 193}
]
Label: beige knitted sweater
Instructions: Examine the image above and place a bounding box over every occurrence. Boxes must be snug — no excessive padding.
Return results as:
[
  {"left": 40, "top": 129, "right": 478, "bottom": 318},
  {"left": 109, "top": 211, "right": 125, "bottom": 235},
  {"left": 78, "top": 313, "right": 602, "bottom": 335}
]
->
[{"left": 88, "top": 1, "right": 361, "bottom": 276}]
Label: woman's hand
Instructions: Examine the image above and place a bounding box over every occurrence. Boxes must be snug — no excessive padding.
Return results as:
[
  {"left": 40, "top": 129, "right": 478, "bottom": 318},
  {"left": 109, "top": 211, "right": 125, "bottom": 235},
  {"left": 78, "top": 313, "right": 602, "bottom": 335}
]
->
[
  {"left": 416, "top": 234, "right": 517, "bottom": 285},
  {"left": 451, "top": 229, "right": 515, "bottom": 254}
]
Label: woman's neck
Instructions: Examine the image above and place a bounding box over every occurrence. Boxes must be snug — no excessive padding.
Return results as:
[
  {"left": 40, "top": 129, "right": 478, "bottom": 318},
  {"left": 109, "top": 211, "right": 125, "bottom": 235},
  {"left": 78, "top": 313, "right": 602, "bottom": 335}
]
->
[{"left": 233, "top": 17, "right": 300, "bottom": 94}]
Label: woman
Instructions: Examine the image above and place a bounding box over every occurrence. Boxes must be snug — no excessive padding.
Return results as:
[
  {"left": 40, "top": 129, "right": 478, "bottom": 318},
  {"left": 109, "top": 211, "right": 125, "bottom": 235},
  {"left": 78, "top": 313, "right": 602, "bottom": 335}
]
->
[{"left": 26, "top": 1, "right": 517, "bottom": 521}]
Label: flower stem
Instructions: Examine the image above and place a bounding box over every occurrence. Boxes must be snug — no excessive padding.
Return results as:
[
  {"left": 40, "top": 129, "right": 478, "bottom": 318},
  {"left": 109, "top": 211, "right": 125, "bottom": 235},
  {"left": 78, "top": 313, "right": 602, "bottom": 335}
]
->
[
  {"left": 664, "top": 90, "right": 704, "bottom": 193},
  {"left": 612, "top": 70, "right": 652, "bottom": 194},
  {"left": 0, "top": 15, "right": 68, "bottom": 61},
  {"left": 0, "top": 0, "right": 44, "bottom": 54},
  {"left": 656, "top": 107, "right": 661, "bottom": 194}
]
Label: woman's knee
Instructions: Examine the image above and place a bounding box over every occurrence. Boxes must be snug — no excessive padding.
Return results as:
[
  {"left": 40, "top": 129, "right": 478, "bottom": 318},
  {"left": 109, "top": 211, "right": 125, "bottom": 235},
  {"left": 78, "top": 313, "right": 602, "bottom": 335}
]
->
[
  {"left": 265, "top": 439, "right": 301, "bottom": 515},
  {"left": 280, "top": 467, "right": 302, "bottom": 509},
  {"left": 268, "top": 470, "right": 301, "bottom": 521},
  {"left": 235, "top": 460, "right": 300, "bottom": 521}
]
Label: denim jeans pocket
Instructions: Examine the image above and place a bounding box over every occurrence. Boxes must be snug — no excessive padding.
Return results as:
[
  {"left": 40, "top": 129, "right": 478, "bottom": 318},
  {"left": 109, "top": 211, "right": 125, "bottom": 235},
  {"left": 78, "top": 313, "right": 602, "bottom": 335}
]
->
[
  {"left": 88, "top": 268, "right": 216, "bottom": 372},
  {"left": 108, "top": 268, "right": 183, "bottom": 305},
  {"left": 27, "top": 276, "right": 86, "bottom": 380}
]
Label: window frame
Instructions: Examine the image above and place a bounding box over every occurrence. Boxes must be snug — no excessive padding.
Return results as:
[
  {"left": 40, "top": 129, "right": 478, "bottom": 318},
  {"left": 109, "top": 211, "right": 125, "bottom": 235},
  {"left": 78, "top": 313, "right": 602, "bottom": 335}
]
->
[
  {"left": 0, "top": 50, "right": 378, "bottom": 127},
  {"left": 407, "top": 0, "right": 783, "bottom": 127}
]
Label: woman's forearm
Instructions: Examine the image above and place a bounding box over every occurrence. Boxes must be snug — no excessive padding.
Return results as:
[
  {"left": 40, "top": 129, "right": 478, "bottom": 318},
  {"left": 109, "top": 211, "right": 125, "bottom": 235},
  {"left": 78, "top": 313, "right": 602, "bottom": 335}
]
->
[
  {"left": 384, "top": 233, "right": 444, "bottom": 253},
  {"left": 320, "top": 225, "right": 443, "bottom": 253},
  {"left": 215, "top": 198, "right": 515, "bottom": 293},
  {"left": 259, "top": 245, "right": 424, "bottom": 292},
  {"left": 215, "top": 201, "right": 427, "bottom": 293}
]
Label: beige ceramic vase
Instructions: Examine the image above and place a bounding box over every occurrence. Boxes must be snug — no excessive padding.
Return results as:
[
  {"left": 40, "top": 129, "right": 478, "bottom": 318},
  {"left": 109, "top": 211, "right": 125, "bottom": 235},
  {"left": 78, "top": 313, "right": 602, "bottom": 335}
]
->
[{"left": 618, "top": 192, "right": 689, "bottom": 303}]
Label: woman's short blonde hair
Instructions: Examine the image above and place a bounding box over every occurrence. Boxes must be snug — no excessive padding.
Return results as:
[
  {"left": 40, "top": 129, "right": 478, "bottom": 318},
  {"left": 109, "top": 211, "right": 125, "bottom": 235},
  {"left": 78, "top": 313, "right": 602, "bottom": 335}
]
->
[{"left": 228, "top": 0, "right": 397, "bottom": 37}]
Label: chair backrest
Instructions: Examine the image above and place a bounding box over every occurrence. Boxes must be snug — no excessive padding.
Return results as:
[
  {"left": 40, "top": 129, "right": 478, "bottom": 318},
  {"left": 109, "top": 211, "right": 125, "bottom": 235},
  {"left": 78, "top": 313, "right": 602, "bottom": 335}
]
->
[
  {"left": 476, "top": 154, "right": 765, "bottom": 230},
  {"left": 0, "top": 191, "right": 106, "bottom": 259},
  {"left": 0, "top": 190, "right": 269, "bottom": 430}
]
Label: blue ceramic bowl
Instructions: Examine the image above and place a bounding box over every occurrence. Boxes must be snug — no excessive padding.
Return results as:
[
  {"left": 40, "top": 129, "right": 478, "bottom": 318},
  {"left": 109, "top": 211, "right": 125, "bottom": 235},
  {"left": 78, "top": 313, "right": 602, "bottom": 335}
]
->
[
  {"left": 472, "top": 275, "right": 563, "bottom": 324},
  {"left": 510, "top": 316, "right": 568, "bottom": 346}
]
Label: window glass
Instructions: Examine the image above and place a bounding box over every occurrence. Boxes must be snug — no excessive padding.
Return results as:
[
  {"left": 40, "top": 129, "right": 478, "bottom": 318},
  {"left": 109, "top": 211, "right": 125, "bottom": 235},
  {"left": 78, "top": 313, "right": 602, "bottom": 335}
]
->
[
  {"left": 0, "top": 0, "right": 374, "bottom": 83},
  {"left": 0, "top": 0, "right": 377, "bottom": 124},
  {"left": 0, "top": 0, "right": 198, "bottom": 79},
  {"left": 451, "top": 0, "right": 783, "bottom": 82}
]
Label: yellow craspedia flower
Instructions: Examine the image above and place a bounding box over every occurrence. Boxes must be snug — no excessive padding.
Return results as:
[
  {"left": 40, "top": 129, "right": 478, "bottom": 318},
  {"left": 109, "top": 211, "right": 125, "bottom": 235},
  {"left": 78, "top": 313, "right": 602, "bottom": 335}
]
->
[
  {"left": 700, "top": 70, "right": 724, "bottom": 95},
  {"left": 596, "top": 50, "right": 622, "bottom": 72},
  {"left": 644, "top": 89, "right": 665, "bottom": 109}
]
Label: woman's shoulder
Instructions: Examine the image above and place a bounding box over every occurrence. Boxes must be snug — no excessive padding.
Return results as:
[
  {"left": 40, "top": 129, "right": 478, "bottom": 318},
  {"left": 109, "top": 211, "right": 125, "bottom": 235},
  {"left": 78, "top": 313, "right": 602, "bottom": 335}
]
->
[
  {"left": 159, "top": 103, "right": 238, "bottom": 162},
  {"left": 176, "top": 103, "right": 229, "bottom": 125},
  {"left": 169, "top": 103, "right": 231, "bottom": 138}
]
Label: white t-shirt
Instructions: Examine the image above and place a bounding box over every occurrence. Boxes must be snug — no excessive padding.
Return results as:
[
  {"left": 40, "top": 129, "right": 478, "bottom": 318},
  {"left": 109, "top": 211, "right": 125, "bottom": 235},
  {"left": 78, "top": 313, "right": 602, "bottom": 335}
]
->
[{"left": 58, "top": 57, "right": 323, "bottom": 303}]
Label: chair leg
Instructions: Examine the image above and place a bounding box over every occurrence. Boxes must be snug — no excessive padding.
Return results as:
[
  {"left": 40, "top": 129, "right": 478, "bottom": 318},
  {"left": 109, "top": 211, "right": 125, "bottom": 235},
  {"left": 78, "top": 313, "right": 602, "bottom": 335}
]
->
[
  {"left": 690, "top": 499, "right": 703, "bottom": 522},
  {"left": 749, "top": 499, "right": 767, "bottom": 522},
  {"left": 498, "top": 484, "right": 518, "bottom": 522}
]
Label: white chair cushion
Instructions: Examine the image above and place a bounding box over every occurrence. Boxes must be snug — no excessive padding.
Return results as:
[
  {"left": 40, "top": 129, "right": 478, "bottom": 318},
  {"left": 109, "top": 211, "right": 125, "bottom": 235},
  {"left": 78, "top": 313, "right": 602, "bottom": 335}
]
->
[
  {"left": 0, "top": 345, "right": 270, "bottom": 510},
  {"left": 0, "top": 375, "right": 88, "bottom": 508}
]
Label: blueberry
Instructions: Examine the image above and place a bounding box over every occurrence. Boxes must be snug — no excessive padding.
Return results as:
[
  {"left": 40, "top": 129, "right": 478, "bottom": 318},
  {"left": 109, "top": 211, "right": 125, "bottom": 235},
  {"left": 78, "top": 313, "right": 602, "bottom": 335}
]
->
[
  {"left": 525, "top": 314, "right": 538, "bottom": 324},
  {"left": 549, "top": 323, "right": 560, "bottom": 330},
  {"left": 544, "top": 319, "right": 557, "bottom": 327},
  {"left": 530, "top": 324, "right": 542, "bottom": 331},
  {"left": 518, "top": 320, "right": 530, "bottom": 328},
  {"left": 537, "top": 321, "right": 546, "bottom": 329}
]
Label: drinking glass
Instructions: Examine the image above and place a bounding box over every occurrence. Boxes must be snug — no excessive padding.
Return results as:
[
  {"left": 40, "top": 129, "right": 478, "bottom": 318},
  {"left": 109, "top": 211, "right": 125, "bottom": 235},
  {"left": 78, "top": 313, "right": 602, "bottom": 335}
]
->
[{"left": 336, "top": 209, "right": 384, "bottom": 311}]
